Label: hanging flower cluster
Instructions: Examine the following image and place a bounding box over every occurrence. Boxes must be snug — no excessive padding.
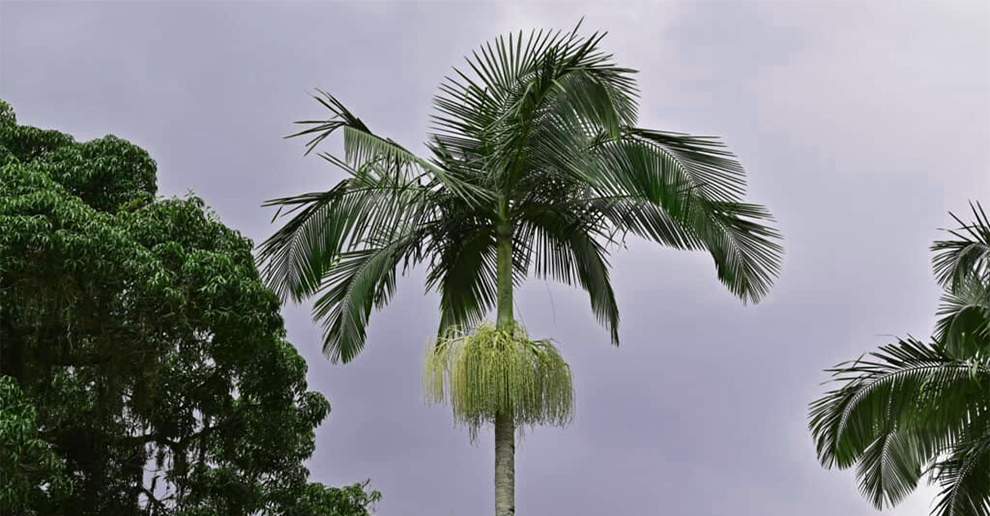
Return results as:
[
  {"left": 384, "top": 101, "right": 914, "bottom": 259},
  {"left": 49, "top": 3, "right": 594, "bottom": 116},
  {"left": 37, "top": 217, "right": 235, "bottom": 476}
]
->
[{"left": 424, "top": 322, "right": 574, "bottom": 441}]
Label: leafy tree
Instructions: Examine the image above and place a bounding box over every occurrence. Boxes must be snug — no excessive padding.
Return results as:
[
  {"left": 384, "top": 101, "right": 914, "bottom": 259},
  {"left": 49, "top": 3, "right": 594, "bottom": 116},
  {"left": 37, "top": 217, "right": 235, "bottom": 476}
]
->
[
  {"left": 809, "top": 202, "right": 990, "bottom": 516},
  {"left": 0, "top": 375, "right": 71, "bottom": 512},
  {"left": 277, "top": 481, "right": 382, "bottom": 516},
  {"left": 260, "top": 25, "right": 782, "bottom": 515},
  {"left": 0, "top": 99, "right": 380, "bottom": 516}
]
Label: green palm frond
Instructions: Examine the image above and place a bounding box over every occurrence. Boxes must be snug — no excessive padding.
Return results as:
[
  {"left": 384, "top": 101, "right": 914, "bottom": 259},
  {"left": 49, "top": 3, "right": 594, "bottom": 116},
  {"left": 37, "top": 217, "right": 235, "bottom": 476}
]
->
[
  {"left": 811, "top": 338, "right": 982, "bottom": 466},
  {"left": 810, "top": 338, "right": 990, "bottom": 513},
  {"left": 627, "top": 129, "right": 747, "bottom": 202},
  {"left": 935, "top": 275, "right": 990, "bottom": 359},
  {"left": 700, "top": 201, "right": 785, "bottom": 304},
  {"left": 288, "top": 88, "right": 371, "bottom": 154},
  {"left": 625, "top": 131, "right": 782, "bottom": 302},
  {"left": 515, "top": 203, "right": 619, "bottom": 343},
  {"left": 310, "top": 229, "right": 426, "bottom": 363},
  {"left": 257, "top": 177, "right": 430, "bottom": 302},
  {"left": 292, "top": 89, "right": 492, "bottom": 206},
  {"left": 590, "top": 132, "right": 783, "bottom": 303},
  {"left": 931, "top": 202, "right": 990, "bottom": 360},
  {"left": 427, "top": 224, "right": 499, "bottom": 334},
  {"left": 430, "top": 26, "right": 640, "bottom": 187},
  {"left": 932, "top": 201, "right": 990, "bottom": 292},
  {"left": 854, "top": 427, "right": 928, "bottom": 508},
  {"left": 932, "top": 428, "right": 990, "bottom": 516}
]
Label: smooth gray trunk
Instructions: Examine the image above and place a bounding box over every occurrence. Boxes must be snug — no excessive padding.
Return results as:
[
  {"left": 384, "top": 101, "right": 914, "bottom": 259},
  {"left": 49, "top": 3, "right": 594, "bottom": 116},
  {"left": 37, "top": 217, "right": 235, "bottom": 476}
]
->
[
  {"left": 494, "top": 220, "right": 515, "bottom": 516},
  {"left": 494, "top": 410, "right": 515, "bottom": 516}
]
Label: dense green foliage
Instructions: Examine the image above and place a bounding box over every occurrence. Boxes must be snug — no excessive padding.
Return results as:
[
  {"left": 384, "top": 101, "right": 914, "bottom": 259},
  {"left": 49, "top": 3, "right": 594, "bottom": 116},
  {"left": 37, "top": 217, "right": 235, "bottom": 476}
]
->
[
  {"left": 423, "top": 322, "right": 573, "bottom": 440},
  {"left": 809, "top": 202, "right": 990, "bottom": 516},
  {"left": 259, "top": 24, "right": 782, "bottom": 516},
  {"left": 0, "top": 100, "right": 379, "bottom": 516},
  {"left": 0, "top": 375, "right": 71, "bottom": 510}
]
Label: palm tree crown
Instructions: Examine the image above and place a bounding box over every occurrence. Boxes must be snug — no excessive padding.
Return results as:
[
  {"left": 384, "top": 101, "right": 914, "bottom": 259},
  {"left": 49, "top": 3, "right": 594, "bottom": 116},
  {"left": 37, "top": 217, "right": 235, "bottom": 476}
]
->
[
  {"left": 809, "top": 201, "right": 990, "bottom": 516},
  {"left": 258, "top": 25, "right": 783, "bottom": 364}
]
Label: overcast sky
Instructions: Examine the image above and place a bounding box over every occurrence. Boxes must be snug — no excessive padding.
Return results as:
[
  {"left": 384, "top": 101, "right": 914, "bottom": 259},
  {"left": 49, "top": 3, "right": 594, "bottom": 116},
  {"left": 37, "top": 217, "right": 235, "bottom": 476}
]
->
[{"left": 2, "top": 1, "right": 989, "bottom": 515}]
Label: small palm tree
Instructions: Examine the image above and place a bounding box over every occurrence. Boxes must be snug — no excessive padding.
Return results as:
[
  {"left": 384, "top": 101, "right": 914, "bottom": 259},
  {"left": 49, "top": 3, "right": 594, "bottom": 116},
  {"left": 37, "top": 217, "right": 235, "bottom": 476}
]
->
[
  {"left": 260, "top": 24, "right": 783, "bottom": 516},
  {"left": 809, "top": 202, "right": 990, "bottom": 516}
]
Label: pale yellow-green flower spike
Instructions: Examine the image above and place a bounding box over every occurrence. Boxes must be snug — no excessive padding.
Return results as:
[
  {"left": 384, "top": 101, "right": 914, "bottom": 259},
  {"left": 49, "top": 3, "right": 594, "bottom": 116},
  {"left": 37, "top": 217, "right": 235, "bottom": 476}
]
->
[{"left": 423, "top": 322, "right": 574, "bottom": 441}]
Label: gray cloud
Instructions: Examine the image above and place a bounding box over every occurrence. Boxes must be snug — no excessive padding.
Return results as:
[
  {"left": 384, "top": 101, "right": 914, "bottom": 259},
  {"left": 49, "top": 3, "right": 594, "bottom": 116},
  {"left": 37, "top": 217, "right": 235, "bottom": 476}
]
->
[{"left": 2, "top": 1, "right": 988, "bottom": 515}]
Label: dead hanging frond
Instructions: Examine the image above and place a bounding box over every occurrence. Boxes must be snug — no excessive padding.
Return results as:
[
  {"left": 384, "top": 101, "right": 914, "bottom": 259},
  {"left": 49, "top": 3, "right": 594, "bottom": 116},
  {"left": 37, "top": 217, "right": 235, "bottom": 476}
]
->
[{"left": 423, "top": 321, "right": 574, "bottom": 441}]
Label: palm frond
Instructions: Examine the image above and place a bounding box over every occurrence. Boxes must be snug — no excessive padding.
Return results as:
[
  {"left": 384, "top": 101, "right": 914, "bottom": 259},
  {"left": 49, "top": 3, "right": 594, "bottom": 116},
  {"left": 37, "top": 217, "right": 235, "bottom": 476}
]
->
[
  {"left": 426, "top": 224, "right": 499, "bottom": 335},
  {"left": 583, "top": 195, "right": 704, "bottom": 250},
  {"left": 311, "top": 230, "right": 425, "bottom": 363},
  {"left": 854, "top": 427, "right": 928, "bottom": 509},
  {"left": 590, "top": 133, "right": 783, "bottom": 303},
  {"left": 932, "top": 201, "right": 990, "bottom": 292},
  {"left": 809, "top": 337, "right": 989, "bottom": 506},
  {"left": 257, "top": 179, "right": 430, "bottom": 302},
  {"left": 288, "top": 88, "right": 371, "bottom": 154},
  {"left": 515, "top": 203, "right": 620, "bottom": 343},
  {"left": 932, "top": 428, "right": 990, "bottom": 516},
  {"left": 292, "top": 89, "right": 493, "bottom": 206},
  {"left": 629, "top": 129, "right": 748, "bottom": 202},
  {"left": 934, "top": 275, "right": 990, "bottom": 359},
  {"left": 699, "top": 201, "right": 785, "bottom": 304},
  {"left": 430, "top": 27, "right": 639, "bottom": 189}
]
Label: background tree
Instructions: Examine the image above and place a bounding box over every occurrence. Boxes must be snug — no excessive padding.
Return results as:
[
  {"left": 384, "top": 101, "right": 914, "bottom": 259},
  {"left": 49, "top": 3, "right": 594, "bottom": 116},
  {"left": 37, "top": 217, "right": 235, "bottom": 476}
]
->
[
  {"left": 0, "top": 100, "right": 380, "bottom": 516},
  {"left": 809, "top": 202, "right": 990, "bottom": 516},
  {"left": 260, "top": 25, "right": 782, "bottom": 516},
  {"left": 0, "top": 375, "right": 71, "bottom": 512}
]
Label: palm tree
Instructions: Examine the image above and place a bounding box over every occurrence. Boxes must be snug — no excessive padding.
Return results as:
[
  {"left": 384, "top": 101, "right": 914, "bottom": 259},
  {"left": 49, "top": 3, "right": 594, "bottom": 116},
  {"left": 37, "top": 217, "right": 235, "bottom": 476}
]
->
[
  {"left": 259, "top": 24, "right": 783, "bottom": 516},
  {"left": 809, "top": 202, "right": 990, "bottom": 516}
]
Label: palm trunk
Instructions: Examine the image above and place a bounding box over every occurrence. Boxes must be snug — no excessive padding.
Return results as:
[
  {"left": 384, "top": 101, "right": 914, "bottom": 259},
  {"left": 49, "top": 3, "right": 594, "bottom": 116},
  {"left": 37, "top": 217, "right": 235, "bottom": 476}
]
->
[
  {"left": 494, "top": 409, "right": 515, "bottom": 516},
  {"left": 494, "top": 221, "right": 515, "bottom": 516}
]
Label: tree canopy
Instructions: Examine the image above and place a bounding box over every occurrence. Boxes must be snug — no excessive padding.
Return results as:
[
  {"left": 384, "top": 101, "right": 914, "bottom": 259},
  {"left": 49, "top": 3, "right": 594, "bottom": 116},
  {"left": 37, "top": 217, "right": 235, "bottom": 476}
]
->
[
  {"left": 0, "top": 100, "right": 380, "bottom": 516},
  {"left": 258, "top": 26, "right": 783, "bottom": 364},
  {"left": 809, "top": 202, "right": 990, "bottom": 516}
]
